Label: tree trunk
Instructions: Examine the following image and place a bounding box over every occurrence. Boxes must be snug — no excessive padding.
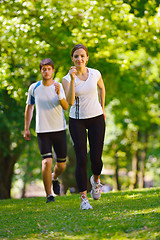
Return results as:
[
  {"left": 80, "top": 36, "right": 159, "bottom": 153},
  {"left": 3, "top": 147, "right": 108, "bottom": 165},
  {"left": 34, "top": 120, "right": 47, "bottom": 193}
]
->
[
  {"left": 139, "top": 150, "right": 145, "bottom": 188},
  {"left": 0, "top": 88, "right": 27, "bottom": 199},
  {"left": 0, "top": 141, "right": 23, "bottom": 199},
  {"left": 21, "top": 181, "right": 26, "bottom": 198},
  {"left": 139, "top": 132, "right": 148, "bottom": 188},
  {"left": 130, "top": 151, "right": 139, "bottom": 189},
  {"left": 0, "top": 155, "right": 16, "bottom": 199},
  {"left": 114, "top": 152, "right": 121, "bottom": 190}
]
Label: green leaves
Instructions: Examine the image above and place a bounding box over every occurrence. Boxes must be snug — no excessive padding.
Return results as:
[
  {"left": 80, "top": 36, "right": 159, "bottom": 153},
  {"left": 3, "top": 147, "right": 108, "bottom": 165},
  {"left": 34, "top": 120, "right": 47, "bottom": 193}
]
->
[{"left": 0, "top": 0, "right": 160, "bottom": 196}]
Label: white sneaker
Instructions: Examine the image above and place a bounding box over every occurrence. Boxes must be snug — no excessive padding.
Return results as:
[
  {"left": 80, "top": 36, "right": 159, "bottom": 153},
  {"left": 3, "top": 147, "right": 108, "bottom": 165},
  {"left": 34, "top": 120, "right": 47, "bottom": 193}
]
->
[
  {"left": 90, "top": 175, "right": 102, "bottom": 200},
  {"left": 80, "top": 198, "right": 93, "bottom": 210}
]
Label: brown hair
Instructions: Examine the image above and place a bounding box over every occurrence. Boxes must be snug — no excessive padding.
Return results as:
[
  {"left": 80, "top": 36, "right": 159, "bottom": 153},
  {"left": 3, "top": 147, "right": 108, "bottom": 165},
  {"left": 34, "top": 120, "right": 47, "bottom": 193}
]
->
[
  {"left": 39, "top": 58, "right": 54, "bottom": 70},
  {"left": 71, "top": 44, "right": 88, "bottom": 57}
]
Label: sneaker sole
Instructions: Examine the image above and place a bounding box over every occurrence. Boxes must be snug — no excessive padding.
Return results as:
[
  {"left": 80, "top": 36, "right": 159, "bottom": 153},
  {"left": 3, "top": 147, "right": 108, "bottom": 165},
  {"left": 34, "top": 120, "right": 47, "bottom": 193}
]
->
[{"left": 80, "top": 206, "right": 93, "bottom": 210}]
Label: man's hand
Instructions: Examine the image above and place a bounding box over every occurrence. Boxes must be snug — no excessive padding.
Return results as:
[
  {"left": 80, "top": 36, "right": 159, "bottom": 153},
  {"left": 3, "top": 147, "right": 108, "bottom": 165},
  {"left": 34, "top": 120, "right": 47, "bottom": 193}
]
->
[
  {"left": 54, "top": 82, "right": 60, "bottom": 95},
  {"left": 24, "top": 129, "right": 31, "bottom": 141}
]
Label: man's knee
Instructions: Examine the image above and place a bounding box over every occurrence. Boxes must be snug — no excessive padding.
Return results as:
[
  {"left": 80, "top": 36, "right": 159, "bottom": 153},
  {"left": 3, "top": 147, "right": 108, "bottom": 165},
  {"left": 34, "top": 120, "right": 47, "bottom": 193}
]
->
[{"left": 42, "top": 158, "right": 52, "bottom": 169}]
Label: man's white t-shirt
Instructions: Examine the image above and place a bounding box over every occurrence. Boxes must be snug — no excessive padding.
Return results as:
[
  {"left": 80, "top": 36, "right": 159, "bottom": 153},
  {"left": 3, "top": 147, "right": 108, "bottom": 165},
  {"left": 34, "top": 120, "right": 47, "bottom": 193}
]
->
[
  {"left": 63, "top": 68, "right": 103, "bottom": 119},
  {"left": 26, "top": 80, "right": 67, "bottom": 133}
]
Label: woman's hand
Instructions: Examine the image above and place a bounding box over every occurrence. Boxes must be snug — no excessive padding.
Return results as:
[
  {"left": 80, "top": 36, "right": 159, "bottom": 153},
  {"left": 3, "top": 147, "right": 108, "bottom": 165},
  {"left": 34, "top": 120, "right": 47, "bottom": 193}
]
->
[
  {"left": 102, "top": 109, "right": 106, "bottom": 120},
  {"left": 69, "top": 66, "right": 77, "bottom": 80}
]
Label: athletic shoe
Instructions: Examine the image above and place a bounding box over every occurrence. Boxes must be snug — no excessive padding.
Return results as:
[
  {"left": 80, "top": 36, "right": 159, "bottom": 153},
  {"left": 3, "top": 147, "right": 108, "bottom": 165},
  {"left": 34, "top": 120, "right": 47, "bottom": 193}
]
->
[
  {"left": 80, "top": 198, "right": 93, "bottom": 210},
  {"left": 52, "top": 180, "right": 60, "bottom": 195},
  {"left": 90, "top": 175, "right": 102, "bottom": 200},
  {"left": 46, "top": 195, "right": 55, "bottom": 203}
]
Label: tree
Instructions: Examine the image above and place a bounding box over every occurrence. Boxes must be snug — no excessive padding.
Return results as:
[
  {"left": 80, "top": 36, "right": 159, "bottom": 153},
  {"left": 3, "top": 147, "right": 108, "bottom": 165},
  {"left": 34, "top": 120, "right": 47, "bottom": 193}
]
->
[
  {"left": 0, "top": 89, "right": 25, "bottom": 198},
  {"left": 0, "top": 0, "right": 159, "bottom": 198}
]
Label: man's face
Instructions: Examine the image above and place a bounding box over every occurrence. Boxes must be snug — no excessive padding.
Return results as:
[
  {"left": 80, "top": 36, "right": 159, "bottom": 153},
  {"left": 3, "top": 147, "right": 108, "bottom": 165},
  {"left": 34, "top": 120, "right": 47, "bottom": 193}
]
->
[{"left": 40, "top": 65, "right": 54, "bottom": 80}]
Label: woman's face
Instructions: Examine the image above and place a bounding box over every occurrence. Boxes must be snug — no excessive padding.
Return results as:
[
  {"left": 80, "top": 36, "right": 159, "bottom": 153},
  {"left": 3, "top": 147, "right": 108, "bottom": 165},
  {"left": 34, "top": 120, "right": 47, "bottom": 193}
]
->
[{"left": 71, "top": 48, "right": 89, "bottom": 68}]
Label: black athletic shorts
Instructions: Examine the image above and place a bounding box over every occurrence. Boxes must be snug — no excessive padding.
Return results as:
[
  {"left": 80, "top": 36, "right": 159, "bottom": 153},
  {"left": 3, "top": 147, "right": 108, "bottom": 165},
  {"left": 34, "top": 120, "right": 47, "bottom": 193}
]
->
[{"left": 37, "top": 130, "right": 67, "bottom": 162}]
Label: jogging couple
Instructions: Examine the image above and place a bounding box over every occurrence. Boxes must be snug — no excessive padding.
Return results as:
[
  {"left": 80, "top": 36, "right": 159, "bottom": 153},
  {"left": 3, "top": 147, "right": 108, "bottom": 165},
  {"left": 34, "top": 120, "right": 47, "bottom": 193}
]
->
[{"left": 24, "top": 44, "right": 106, "bottom": 210}]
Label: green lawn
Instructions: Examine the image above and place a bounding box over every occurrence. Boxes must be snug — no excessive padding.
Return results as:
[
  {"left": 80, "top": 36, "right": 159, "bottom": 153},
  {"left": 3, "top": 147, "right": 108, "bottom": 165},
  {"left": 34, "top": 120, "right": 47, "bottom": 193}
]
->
[{"left": 0, "top": 188, "right": 159, "bottom": 240}]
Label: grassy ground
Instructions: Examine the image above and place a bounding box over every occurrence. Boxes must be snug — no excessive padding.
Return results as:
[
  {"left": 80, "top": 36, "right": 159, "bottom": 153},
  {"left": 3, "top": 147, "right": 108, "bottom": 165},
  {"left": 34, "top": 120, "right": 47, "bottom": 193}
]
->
[{"left": 0, "top": 187, "right": 159, "bottom": 240}]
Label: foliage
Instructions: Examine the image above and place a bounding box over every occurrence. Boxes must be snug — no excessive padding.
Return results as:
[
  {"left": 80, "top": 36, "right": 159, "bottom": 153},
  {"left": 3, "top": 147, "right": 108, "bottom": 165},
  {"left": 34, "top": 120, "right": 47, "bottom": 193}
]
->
[
  {"left": 0, "top": 188, "right": 160, "bottom": 239},
  {"left": 0, "top": 0, "right": 160, "bottom": 198}
]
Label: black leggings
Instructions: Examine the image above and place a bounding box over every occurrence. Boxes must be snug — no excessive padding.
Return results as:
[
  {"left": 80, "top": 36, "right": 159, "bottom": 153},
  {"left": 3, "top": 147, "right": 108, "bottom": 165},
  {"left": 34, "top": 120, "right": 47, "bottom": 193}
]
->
[{"left": 69, "top": 115, "right": 105, "bottom": 192}]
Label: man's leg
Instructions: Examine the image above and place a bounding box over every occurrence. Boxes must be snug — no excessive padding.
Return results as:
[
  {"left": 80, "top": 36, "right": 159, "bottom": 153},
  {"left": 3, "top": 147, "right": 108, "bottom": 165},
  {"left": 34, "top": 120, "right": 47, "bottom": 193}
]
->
[
  {"left": 52, "top": 162, "right": 66, "bottom": 180},
  {"left": 37, "top": 132, "right": 54, "bottom": 199},
  {"left": 51, "top": 162, "right": 66, "bottom": 195},
  {"left": 52, "top": 130, "right": 67, "bottom": 195},
  {"left": 42, "top": 157, "right": 53, "bottom": 196}
]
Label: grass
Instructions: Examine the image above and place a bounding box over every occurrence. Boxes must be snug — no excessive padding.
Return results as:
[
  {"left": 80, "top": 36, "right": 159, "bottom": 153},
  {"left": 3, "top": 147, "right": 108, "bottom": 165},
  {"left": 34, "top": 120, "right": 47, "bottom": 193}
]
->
[{"left": 0, "top": 188, "right": 160, "bottom": 240}]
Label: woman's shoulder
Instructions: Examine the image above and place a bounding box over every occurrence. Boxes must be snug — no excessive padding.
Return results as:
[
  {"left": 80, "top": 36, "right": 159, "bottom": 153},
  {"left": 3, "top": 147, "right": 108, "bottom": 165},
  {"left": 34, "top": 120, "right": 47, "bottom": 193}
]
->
[
  {"left": 88, "top": 68, "right": 101, "bottom": 78},
  {"left": 62, "top": 72, "right": 71, "bottom": 82}
]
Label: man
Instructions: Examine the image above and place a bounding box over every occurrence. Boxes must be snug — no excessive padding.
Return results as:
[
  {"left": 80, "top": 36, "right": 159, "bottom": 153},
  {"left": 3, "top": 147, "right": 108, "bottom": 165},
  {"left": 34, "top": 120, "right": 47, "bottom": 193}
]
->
[{"left": 24, "top": 58, "right": 68, "bottom": 203}]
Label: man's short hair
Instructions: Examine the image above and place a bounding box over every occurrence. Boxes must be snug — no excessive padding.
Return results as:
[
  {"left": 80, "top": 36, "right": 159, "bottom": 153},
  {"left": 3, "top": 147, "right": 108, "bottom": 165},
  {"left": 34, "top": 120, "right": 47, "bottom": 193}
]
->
[{"left": 39, "top": 58, "right": 54, "bottom": 70}]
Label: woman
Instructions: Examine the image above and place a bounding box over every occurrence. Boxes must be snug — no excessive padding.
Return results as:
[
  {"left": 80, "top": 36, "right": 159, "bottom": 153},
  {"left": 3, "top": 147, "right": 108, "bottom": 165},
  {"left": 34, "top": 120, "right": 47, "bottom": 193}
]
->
[{"left": 62, "top": 44, "right": 106, "bottom": 210}]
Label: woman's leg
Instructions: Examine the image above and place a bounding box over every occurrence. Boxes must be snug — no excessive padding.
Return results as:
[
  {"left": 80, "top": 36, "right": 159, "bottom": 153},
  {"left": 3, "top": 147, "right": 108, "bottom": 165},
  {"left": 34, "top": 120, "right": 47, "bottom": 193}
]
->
[
  {"left": 88, "top": 115, "right": 105, "bottom": 177},
  {"left": 69, "top": 118, "right": 88, "bottom": 193},
  {"left": 88, "top": 115, "right": 105, "bottom": 200}
]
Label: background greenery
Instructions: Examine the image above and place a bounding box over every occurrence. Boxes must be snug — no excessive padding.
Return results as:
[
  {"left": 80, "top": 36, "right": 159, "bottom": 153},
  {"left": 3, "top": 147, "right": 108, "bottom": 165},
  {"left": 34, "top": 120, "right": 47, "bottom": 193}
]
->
[{"left": 0, "top": 0, "right": 160, "bottom": 199}]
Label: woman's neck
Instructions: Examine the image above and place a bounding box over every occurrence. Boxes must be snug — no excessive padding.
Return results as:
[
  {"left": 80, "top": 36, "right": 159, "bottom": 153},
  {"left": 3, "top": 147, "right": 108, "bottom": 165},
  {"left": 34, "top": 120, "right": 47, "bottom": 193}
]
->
[
  {"left": 76, "top": 67, "right": 89, "bottom": 81},
  {"left": 76, "top": 66, "right": 88, "bottom": 75}
]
